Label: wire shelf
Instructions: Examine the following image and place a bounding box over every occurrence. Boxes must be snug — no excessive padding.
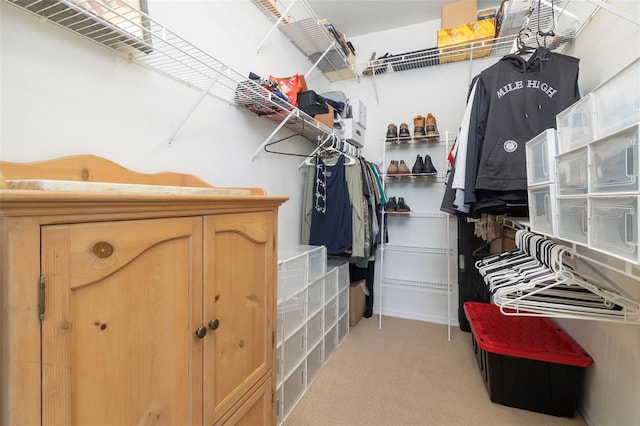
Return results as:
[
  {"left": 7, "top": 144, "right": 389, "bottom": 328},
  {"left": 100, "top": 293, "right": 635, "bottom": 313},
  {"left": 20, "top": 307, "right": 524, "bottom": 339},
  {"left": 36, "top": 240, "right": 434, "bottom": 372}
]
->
[
  {"left": 354, "top": 0, "right": 601, "bottom": 77},
  {"left": 384, "top": 211, "right": 450, "bottom": 219},
  {"left": 251, "top": 0, "right": 355, "bottom": 80},
  {"left": 5, "top": 0, "right": 341, "bottom": 145},
  {"left": 383, "top": 244, "right": 450, "bottom": 255},
  {"left": 383, "top": 277, "right": 451, "bottom": 293}
]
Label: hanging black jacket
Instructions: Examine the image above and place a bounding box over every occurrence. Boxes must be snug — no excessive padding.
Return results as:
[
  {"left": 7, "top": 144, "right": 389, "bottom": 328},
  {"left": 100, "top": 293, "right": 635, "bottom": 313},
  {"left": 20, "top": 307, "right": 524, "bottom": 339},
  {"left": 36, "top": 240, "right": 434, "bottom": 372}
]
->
[{"left": 473, "top": 47, "right": 580, "bottom": 193}]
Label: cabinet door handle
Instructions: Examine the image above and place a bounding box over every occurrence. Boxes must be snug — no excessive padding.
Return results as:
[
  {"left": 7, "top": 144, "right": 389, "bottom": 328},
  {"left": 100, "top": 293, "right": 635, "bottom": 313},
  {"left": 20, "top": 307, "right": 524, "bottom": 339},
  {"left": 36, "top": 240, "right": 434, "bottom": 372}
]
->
[
  {"left": 195, "top": 326, "right": 207, "bottom": 339},
  {"left": 209, "top": 319, "right": 220, "bottom": 330}
]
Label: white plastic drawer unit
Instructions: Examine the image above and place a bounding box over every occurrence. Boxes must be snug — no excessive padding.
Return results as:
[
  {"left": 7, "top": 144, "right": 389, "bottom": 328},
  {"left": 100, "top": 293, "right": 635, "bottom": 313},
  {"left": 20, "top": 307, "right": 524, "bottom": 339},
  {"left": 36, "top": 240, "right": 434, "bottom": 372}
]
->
[
  {"left": 281, "top": 290, "right": 306, "bottom": 339},
  {"left": 307, "top": 245, "right": 327, "bottom": 283},
  {"left": 338, "top": 313, "right": 349, "bottom": 345},
  {"left": 557, "top": 198, "right": 588, "bottom": 246},
  {"left": 526, "top": 129, "right": 557, "bottom": 186},
  {"left": 589, "top": 196, "right": 638, "bottom": 263},
  {"left": 324, "top": 295, "right": 338, "bottom": 329},
  {"left": 306, "top": 341, "right": 324, "bottom": 386},
  {"left": 278, "top": 258, "right": 307, "bottom": 302},
  {"left": 283, "top": 326, "right": 307, "bottom": 379},
  {"left": 557, "top": 147, "right": 588, "bottom": 195},
  {"left": 593, "top": 58, "right": 640, "bottom": 139},
  {"left": 307, "top": 276, "right": 324, "bottom": 317},
  {"left": 338, "top": 287, "right": 349, "bottom": 318},
  {"left": 307, "top": 309, "right": 324, "bottom": 350},
  {"left": 324, "top": 267, "right": 338, "bottom": 301},
  {"left": 556, "top": 94, "right": 595, "bottom": 154},
  {"left": 324, "top": 324, "right": 339, "bottom": 362},
  {"left": 590, "top": 124, "right": 639, "bottom": 194},
  {"left": 283, "top": 361, "right": 306, "bottom": 419},
  {"left": 528, "top": 184, "right": 557, "bottom": 237}
]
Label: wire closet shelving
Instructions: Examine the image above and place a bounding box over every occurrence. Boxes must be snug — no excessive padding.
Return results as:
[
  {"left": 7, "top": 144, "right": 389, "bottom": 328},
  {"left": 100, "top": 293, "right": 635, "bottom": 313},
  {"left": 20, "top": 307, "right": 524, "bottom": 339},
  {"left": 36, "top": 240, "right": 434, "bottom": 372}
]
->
[{"left": 4, "top": 0, "right": 343, "bottom": 152}]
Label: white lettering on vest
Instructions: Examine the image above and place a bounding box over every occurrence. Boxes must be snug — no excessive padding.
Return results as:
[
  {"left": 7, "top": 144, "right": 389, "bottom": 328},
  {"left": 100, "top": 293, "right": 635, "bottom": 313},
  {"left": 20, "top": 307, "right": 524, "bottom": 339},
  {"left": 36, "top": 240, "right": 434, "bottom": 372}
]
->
[{"left": 496, "top": 79, "right": 559, "bottom": 99}]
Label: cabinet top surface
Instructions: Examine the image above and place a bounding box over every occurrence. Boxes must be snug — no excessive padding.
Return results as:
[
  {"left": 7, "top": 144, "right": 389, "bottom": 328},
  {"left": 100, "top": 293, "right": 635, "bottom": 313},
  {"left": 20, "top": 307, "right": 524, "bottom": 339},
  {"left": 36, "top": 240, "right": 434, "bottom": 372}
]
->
[{"left": 0, "top": 155, "right": 288, "bottom": 216}]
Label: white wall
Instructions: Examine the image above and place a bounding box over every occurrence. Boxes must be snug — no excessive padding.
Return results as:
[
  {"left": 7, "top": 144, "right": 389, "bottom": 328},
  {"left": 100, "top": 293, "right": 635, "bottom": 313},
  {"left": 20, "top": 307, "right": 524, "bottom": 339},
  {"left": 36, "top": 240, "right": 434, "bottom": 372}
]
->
[{"left": 0, "top": 0, "right": 332, "bottom": 245}]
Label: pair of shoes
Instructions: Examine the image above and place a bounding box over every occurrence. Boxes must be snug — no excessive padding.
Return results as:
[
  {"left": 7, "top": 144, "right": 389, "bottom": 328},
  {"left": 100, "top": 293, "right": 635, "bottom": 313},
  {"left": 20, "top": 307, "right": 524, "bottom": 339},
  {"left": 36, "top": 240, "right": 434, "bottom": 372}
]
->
[
  {"left": 387, "top": 160, "right": 410, "bottom": 175},
  {"left": 413, "top": 115, "right": 426, "bottom": 138},
  {"left": 384, "top": 196, "right": 411, "bottom": 212},
  {"left": 412, "top": 154, "right": 438, "bottom": 174},
  {"left": 425, "top": 113, "right": 439, "bottom": 138},
  {"left": 386, "top": 123, "right": 411, "bottom": 140}
]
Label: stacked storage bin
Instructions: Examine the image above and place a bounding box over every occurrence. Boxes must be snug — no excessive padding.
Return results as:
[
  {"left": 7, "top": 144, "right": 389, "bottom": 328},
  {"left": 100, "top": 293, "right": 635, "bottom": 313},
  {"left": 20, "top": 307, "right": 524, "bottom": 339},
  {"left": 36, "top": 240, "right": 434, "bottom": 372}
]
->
[
  {"left": 526, "top": 128, "right": 559, "bottom": 238},
  {"left": 554, "top": 59, "right": 640, "bottom": 263},
  {"left": 526, "top": 58, "right": 640, "bottom": 263},
  {"left": 276, "top": 245, "right": 350, "bottom": 424},
  {"left": 464, "top": 302, "right": 593, "bottom": 417}
]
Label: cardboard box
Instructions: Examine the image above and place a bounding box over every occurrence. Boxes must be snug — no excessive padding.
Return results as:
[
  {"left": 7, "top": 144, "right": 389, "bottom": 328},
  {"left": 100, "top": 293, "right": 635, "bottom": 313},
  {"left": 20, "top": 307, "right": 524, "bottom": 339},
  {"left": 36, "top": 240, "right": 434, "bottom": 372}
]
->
[
  {"left": 438, "top": 19, "right": 496, "bottom": 64},
  {"left": 477, "top": 7, "right": 497, "bottom": 21},
  {"left": 314, "top": 105, "right": 334, "bottom": 130},
  {"left": 442, "top": 0, "right": 477, "bottom": 29},
  {"left": 349, "top": 279, "right": 366, "bottom": 327}
]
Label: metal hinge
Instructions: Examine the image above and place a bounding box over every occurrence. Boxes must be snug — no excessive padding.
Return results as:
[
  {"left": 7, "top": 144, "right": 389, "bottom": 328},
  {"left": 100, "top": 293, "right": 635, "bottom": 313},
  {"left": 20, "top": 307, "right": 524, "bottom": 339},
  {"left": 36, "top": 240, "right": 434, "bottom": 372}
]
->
[
  {"left": 272, "top": 330, "right": 275, "bottom": 349},
  {"left": 38, "top": 275, "right": 45, "bottom": 321},
  {"left": 271, "top": 388, "right": 274, "bottom": 406}
]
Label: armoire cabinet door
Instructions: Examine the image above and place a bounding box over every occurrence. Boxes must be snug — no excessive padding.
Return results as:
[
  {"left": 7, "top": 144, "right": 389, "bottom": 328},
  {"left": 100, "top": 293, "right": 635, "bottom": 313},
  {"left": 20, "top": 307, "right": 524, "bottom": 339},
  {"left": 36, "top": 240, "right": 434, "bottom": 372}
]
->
[
  {"left": 41, "top": 217, "right": 204, "bottom": 426},
  {"left": 204, "top": 212, "right": 275, "bottom": 424}
]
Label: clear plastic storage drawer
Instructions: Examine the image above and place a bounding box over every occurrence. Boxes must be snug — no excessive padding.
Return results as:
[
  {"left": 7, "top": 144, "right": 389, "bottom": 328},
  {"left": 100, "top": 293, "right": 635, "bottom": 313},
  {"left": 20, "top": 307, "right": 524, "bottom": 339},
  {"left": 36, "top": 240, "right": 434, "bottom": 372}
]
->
[
  {"left": 557, "top": 148, "right": 588, "bottom": 195},
  {"left": 526, "top": 129, "right": 557, "bottom": 186},
  {"left": 589, "top": 196, "right": 638, "bottom": 263},
  {"left": 556, "top": 94, "right": 594, "bottom": 154},
  {"left": 307, "top": 245, "right": 327, "bottom": 283},
  {"left": 307, "top": 276, "right": 324, "bottom": 317},
  {"left": 593, "top": 59, "right": 640, "bottom": 139},
  {"left": 557, "top": 198, "right": 588, "bottom": 246},
  {"left": 282, "top": 290, "right": 306, "bottom": 339},
  {"left": 283, "top": 326, "right": 307, "bottom": 378},
  {"left": 306, "top": 341, "right": 323, "bottom": 386},
  {"left": 338, "top": 287, "right": 349, "bottom": 318},
  {"left": 278, "top": 256, "right": 307, "bottom": 302},
  {"left": 528, "top": 185, "right": 557, "bottom": 237},
  {"left": 324, "top": 324, "right": 338, "bottom": 362},
  {"left": 590, "top": 124, "right": 638, "bottom": 194},
  {"left": 283, "top": 361, "right": 306, "bottom": 419},
  {"left": 323, "top": 267, "right": 338, "bottom": 301},
  {"left": 324, "top": 295, "right": 338, "bottom": 329},
  {"left": 307, "top": 309, "right": 324, "bottom": 349}
]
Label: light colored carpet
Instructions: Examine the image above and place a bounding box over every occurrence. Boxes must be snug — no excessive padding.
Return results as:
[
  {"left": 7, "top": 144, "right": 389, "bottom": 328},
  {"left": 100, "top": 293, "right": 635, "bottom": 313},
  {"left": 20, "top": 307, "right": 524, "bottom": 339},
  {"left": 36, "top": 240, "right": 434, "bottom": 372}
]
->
[{"left": 284, "top": 315, "right": 588, "bottom": 426}]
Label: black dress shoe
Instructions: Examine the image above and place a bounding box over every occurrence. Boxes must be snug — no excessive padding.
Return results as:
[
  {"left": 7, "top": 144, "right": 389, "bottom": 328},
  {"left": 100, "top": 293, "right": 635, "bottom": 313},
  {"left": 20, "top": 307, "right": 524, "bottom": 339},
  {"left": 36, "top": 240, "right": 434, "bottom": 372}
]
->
[
  {"left": 412, "top": 155, "right": 424, "bottom": 174},
  {"left": 423, "top": 155, "right": 438, "bottom": 174}
]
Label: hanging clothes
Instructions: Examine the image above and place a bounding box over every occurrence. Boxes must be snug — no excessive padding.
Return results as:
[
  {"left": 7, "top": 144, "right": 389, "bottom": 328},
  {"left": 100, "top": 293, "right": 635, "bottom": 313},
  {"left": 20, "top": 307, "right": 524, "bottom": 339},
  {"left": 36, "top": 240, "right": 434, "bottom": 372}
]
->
[
  {"left": 442, "top": 47, "right": 580, "bottom": 217},
  {"left": 308, "top": 154, "right": 353, "bottom": 255}
]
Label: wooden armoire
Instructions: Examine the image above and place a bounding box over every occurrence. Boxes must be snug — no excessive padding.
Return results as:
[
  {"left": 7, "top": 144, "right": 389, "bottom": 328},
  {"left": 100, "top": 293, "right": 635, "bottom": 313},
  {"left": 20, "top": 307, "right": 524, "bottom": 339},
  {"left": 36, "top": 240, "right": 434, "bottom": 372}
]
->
[{"left": 0, "top": 155, "right": 287, "bottom": 425}]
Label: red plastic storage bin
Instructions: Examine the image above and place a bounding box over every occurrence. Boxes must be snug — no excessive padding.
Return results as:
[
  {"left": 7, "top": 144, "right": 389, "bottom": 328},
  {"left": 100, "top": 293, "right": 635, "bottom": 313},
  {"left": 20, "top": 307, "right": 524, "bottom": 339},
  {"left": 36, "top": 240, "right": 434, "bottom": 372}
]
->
[{"left": 463, "top": 302, "right": 593, "bottom": 417}]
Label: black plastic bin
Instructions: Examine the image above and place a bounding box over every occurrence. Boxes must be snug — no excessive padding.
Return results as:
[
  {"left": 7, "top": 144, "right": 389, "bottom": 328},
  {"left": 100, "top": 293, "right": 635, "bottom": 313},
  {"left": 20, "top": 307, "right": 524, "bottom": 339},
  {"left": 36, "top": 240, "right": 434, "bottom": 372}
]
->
[{"left": 464, "top": 302, "right": 593, "bottom": 418}]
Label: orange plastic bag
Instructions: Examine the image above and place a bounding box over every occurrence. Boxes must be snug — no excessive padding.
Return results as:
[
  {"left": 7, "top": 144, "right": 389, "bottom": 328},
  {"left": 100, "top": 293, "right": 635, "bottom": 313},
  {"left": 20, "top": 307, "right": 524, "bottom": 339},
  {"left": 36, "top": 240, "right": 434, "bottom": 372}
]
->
[{"left": 269, "top": 74, "right": 306, "bottom": 107}]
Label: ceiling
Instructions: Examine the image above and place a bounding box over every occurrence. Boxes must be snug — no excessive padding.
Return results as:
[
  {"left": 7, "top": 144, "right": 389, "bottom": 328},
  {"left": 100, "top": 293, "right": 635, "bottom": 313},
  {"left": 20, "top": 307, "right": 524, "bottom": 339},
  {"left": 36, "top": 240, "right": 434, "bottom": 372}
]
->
[{"left": 307, "top": 0, "right": 501, "bottom": 37}]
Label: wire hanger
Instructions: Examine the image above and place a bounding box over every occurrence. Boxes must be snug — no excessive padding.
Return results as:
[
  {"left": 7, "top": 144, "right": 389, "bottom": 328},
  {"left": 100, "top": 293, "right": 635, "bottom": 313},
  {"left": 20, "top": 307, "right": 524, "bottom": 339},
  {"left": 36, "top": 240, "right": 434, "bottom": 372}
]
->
[
  {"left": 303, "top": 133, "right": 357, "bottom": 166},
  {"left": 480, "top": 230, "right": 640, "bottom": 325}
]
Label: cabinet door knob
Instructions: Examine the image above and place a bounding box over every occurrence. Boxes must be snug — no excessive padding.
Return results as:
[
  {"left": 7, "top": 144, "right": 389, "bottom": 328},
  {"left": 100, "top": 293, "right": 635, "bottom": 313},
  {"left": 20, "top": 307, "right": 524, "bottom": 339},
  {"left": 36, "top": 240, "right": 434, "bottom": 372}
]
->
[
  {"left": 195, "top": 326, "right": 207, "bottom": 339},
  {"left": 209, "top": 319, "right": 220, "bottom": 330}
]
